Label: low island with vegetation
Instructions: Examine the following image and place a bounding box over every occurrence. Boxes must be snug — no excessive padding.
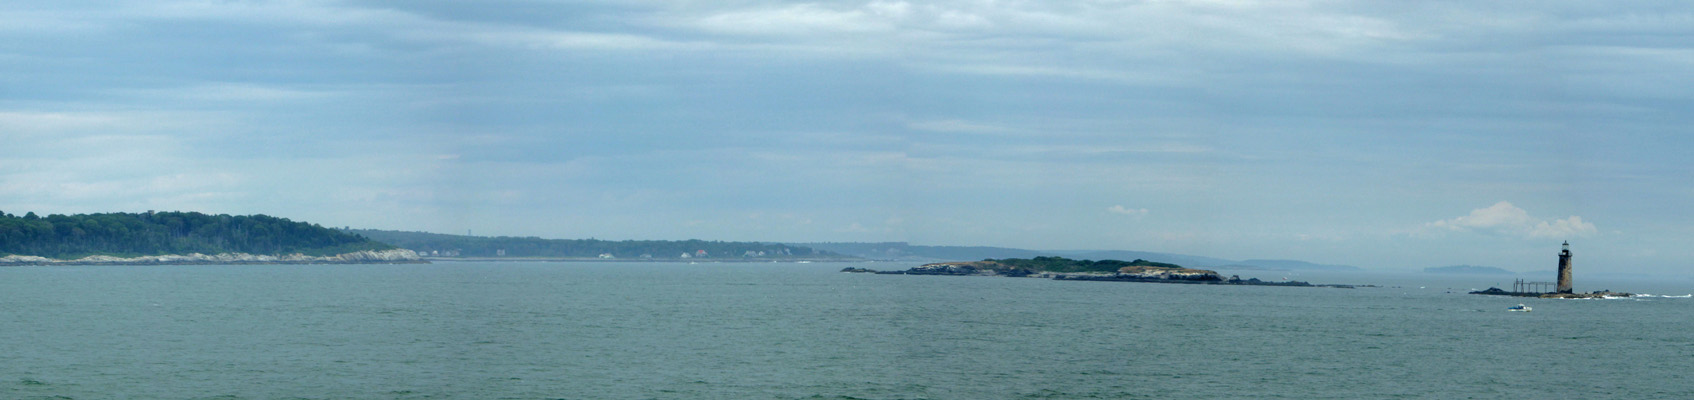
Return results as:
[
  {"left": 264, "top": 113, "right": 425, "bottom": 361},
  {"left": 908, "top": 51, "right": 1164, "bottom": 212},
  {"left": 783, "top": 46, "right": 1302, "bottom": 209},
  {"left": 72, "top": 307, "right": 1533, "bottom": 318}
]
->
[
  {"left": 0, "top": 211, "right": 420, "bottom": 265},
  {"left": 846, "top": 256, "right": 1356, "bottom": 288}
]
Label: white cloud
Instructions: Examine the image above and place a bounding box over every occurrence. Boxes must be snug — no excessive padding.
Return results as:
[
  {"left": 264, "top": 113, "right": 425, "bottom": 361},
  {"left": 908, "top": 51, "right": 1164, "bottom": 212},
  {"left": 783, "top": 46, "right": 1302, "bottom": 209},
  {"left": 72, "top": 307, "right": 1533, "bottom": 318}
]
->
[
  {"left": 1005, "top": 144, "right": 1214, "bottom": 157},
  {"left": 1426, "top": 201, "right": 1597, "bottom": 239},
  {"left": 1529, "top": 215, "right": 1598, "bottom": 239},
  {"left": 1108, "top": 205, "right": 1149, "bottom": 217},
  {"left": 0, "top": 110, "right": 232, "bottom": 145},
  {"left": 456, "top": 28, "right": 706, "bottom": 51},
  {"left": 693, "top": 3, "right": 902, "bottom": 36},
  {"left": 837, "top": 222, "right": 871, "bottom": 233},
  {"left": 907, "top": 119, "right": 1011, "bottom": 133},
  {"left": 130, "top": 1, "right": 417, "bottom": 27},
  {"left": 911, "top": 62, "right": 1195, "bottom": 86},
  {"left": 114, "top": 82, "right": 341, "bottom": 103},
  {"left": 0, "top": 8, "right": 104, "bottom": 34},
  {"left": 0, "top": 111, "right": 124, "bottom": 134}
]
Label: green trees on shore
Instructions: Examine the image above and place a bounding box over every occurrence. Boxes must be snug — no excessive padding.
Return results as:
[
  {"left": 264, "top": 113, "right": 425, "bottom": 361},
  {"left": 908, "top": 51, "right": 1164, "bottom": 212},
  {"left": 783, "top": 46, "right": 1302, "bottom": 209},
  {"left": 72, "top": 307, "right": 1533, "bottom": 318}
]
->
[
  {"left": 0, "top": 211, "right": 392, "bottom": 259},
  {"left": 987, "top": 256, "right": 1186, "bottom": 273}
]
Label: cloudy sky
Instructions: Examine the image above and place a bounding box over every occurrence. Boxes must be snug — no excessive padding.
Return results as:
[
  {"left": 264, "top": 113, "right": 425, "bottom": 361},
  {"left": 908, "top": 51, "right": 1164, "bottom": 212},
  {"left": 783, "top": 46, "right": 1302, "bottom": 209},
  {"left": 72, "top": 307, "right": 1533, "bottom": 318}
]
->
[{"left": 4, "top": 1, "right": 1692, "bottom": 274}]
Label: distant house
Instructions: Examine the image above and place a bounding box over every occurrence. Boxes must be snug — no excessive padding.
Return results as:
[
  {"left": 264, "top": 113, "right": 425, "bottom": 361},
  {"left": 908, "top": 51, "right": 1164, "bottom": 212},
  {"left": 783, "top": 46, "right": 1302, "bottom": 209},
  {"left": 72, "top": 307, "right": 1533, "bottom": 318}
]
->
[
  {"left": 696, "top": 250, "right": 708, "bottom": 257},
  {"left": 680, "top": 253, "right": 692, "bottom": 258},
  {"left": 598, "top": 253, "right": 614, "bottom": 259},
  {"left": 640, "top": 254, "right": 653, "bottom": 259}
]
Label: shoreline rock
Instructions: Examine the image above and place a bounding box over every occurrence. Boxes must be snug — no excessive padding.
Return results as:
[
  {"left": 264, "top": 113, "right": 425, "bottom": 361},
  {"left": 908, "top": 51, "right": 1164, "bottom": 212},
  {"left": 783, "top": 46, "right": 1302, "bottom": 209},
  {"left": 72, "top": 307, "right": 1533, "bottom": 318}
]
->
[
  {"left": 852, "top": 261, "right": 1353, "bottom": 288},
  {"left": 1469, "top": 287, "right": 1632, "bottom": 299},
  {"left": 0, "top": 249, "right": 426, "bottom": 266}
]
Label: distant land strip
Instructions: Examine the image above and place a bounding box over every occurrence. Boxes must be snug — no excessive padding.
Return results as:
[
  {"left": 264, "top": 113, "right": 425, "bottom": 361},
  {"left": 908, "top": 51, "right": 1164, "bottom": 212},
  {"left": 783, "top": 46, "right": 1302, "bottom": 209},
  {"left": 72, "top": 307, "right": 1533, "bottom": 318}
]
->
[
  {"left": 0, "top": 211, "right": 408, "bottom": 265},
  {"left": 349, "top": 229, "right": 856, "bottom": 261},
  {"left": 846, "top": 256, "right": 1364, "bottom": 289},
  {"left": 0, "top": 249, "right": 424, "bottom": 266}
]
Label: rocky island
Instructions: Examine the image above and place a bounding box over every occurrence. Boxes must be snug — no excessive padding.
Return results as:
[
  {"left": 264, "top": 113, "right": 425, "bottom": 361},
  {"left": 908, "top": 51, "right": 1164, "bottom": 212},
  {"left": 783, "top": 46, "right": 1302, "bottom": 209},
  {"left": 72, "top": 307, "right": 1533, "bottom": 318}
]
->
[
  {"left": 1468, "top": 242, "right": 1633, "bottom": 299},
  {"left": 846, "top": 256, "right": 1354, "bottom": 288},
  {"left": 1468, "top": 287, "right": 1631, "bottom": 299}
]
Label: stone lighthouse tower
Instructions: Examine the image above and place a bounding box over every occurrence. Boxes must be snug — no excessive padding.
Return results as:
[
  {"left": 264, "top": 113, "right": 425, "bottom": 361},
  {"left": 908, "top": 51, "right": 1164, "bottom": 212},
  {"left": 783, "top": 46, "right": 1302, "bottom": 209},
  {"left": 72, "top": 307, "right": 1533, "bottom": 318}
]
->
[{"left": 1556, "top": 241, "right": 1573, "bottom": 294}]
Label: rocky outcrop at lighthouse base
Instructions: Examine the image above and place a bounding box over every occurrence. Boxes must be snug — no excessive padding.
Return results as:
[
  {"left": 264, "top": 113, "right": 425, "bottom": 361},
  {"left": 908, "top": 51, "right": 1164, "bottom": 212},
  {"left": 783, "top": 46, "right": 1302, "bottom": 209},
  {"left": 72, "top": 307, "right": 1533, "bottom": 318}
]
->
[{"left": 1470, "top": 287, "right": 1632, "bottom": 299}]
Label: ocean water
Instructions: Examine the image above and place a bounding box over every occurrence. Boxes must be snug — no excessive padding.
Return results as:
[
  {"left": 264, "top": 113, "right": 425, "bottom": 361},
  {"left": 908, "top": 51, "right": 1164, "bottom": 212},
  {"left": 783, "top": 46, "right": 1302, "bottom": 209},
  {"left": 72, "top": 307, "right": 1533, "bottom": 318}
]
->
[{"left": 2, "top": 261, "right": 1690, "bottom": 399}]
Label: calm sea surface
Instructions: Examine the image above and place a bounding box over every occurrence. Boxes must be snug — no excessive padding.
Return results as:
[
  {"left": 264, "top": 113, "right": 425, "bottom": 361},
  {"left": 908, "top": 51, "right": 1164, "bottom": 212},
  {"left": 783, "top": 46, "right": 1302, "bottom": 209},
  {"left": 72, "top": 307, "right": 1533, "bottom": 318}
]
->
[{"left": 3, "top": 261, "right": 1691, "bottom": 399}]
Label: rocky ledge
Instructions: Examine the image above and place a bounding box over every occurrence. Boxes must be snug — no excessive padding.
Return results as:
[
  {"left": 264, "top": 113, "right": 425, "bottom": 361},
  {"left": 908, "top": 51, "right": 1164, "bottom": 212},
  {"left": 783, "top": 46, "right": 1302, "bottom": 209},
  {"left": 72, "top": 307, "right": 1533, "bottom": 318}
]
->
[
  {"left": 1469, "top": 287, "right": 1632, "bottom": 299},
  {"left": 0, "top": 249, "right": 426, "bottom": 265},
  {"left": 887, "top": 260, "right": 1226, "bottom": 280},
  {"left": 844, "top": 260, "right": 1352, "bottom": 288}
]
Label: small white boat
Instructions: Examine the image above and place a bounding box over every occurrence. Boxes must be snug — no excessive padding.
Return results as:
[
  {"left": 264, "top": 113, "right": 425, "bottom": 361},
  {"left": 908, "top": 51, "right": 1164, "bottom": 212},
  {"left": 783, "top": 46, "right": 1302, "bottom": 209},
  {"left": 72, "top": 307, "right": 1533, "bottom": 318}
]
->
[{"left": 1507, "top": 304, "right": 1532, "bottom": 312}]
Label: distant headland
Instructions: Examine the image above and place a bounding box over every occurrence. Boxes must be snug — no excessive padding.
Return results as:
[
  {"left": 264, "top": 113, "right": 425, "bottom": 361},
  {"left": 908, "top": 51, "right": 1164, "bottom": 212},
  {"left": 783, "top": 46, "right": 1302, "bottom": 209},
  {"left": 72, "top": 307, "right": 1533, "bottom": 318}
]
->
[
  {"left": 349, "top": 229, "right": 854, "bottom": 262},
  {"left": 845, "top": 256, "right": 1360, "bottom": 288},
  {"left": 0, "top": 249, "right": 423, "bottom": 266},
  {"left": 0, "top": 211, "right": 422, "bottom": 265}
]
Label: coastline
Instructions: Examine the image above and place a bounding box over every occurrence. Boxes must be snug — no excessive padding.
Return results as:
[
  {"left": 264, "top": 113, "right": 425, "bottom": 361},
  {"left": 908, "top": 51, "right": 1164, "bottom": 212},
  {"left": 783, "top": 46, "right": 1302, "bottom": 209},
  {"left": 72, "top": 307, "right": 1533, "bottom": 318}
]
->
[
  {"left": 426, "top": 256, "right": 859, "bottom": 263},
  {"left": 848, "top": 260, "right": 1365, "bottom": 289},
  {"left": 1468, "top": 287, "right": 1632, "bottom": 299},
  {"left": 0, "top": 249, "right": 426, "bottom": 266}
]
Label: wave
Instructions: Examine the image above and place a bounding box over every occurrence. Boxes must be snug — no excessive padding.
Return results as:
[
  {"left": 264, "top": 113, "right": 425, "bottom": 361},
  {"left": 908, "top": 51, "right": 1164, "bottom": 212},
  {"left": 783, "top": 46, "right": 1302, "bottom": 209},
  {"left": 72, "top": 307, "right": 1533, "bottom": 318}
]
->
[{"left": 1634, "top": 293, "right": 1692, "bottom": 298}]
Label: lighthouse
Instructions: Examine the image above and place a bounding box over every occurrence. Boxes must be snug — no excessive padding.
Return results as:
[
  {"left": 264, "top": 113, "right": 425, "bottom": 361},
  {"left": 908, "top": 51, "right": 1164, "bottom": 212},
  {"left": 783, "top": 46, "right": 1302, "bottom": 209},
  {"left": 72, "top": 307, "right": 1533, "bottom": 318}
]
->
[{"left": 1556, "top": 241, "right": 1573, "bottom": 294}]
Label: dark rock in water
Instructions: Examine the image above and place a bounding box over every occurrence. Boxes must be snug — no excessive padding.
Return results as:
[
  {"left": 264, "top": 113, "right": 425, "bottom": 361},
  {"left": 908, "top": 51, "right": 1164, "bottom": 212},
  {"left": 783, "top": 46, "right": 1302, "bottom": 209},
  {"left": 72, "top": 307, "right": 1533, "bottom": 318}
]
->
[
  {"left": 1469, "top": 287, "right": 1633, "bottom": 299},
  {"left": 901, "top": 262, "right": 1034, "bottom": 277},
  {"left": 1472, "top": 287, "right": 1511, "bottom": 295},
  {"left": 858, "top": 257, "right": 1354, "bottom": 289},
  {"left": 904, "top": 264, "right": 985, "bottom": 276},
  {"left": 999, "top": 268, "right": 1034, "bottom": 277},
  {"left": 840, "top": 267, "right": 878, "bottom": 273},
  {"left": 1052, "top": 273, "right": 1220, "bottom": 284},
  {"left": 1469, "top": 287, "right": 1545, "bottom": 297},
  {"left": 1222, "top": 276, "right": 1313, "bottom": 287},
  {"left": 1539, "top": 291, "right": 1631, "bottom": 299}
]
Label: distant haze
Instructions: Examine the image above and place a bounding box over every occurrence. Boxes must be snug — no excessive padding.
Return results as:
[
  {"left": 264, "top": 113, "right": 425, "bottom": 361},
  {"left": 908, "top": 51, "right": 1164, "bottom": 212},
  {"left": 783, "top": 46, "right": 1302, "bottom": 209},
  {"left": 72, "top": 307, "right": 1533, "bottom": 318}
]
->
[
  {"left": 3, "top": 1, "right": 1692, "bottom": 275},
  {"left": 1424, "top": 265, "right": 1517, "bottom": 275}
]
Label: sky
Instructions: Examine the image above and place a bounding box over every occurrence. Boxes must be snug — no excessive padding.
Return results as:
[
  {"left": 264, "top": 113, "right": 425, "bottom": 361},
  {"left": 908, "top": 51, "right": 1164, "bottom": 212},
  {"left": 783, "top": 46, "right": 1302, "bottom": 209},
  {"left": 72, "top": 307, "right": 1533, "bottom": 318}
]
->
[{"left": 3, "top": 1, "right": 1692, "bottom": 274}]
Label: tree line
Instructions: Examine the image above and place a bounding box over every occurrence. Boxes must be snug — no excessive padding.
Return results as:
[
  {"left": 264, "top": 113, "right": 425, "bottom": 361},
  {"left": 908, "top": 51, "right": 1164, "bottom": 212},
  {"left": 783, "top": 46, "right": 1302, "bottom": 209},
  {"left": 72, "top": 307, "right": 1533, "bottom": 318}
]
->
[
  {"left": 0, "top": 211, "right": 392, "bottom": 259},
  {"left": 987, "top": 256, "right": 1187, "bottom": 273}
]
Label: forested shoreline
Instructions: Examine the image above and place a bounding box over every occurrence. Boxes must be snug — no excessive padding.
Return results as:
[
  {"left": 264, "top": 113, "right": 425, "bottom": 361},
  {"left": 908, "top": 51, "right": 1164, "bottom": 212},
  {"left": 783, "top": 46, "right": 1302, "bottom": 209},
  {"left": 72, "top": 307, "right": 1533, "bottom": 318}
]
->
[{"left": 0, "top": 211, "right": 392, "bottom": 259}]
